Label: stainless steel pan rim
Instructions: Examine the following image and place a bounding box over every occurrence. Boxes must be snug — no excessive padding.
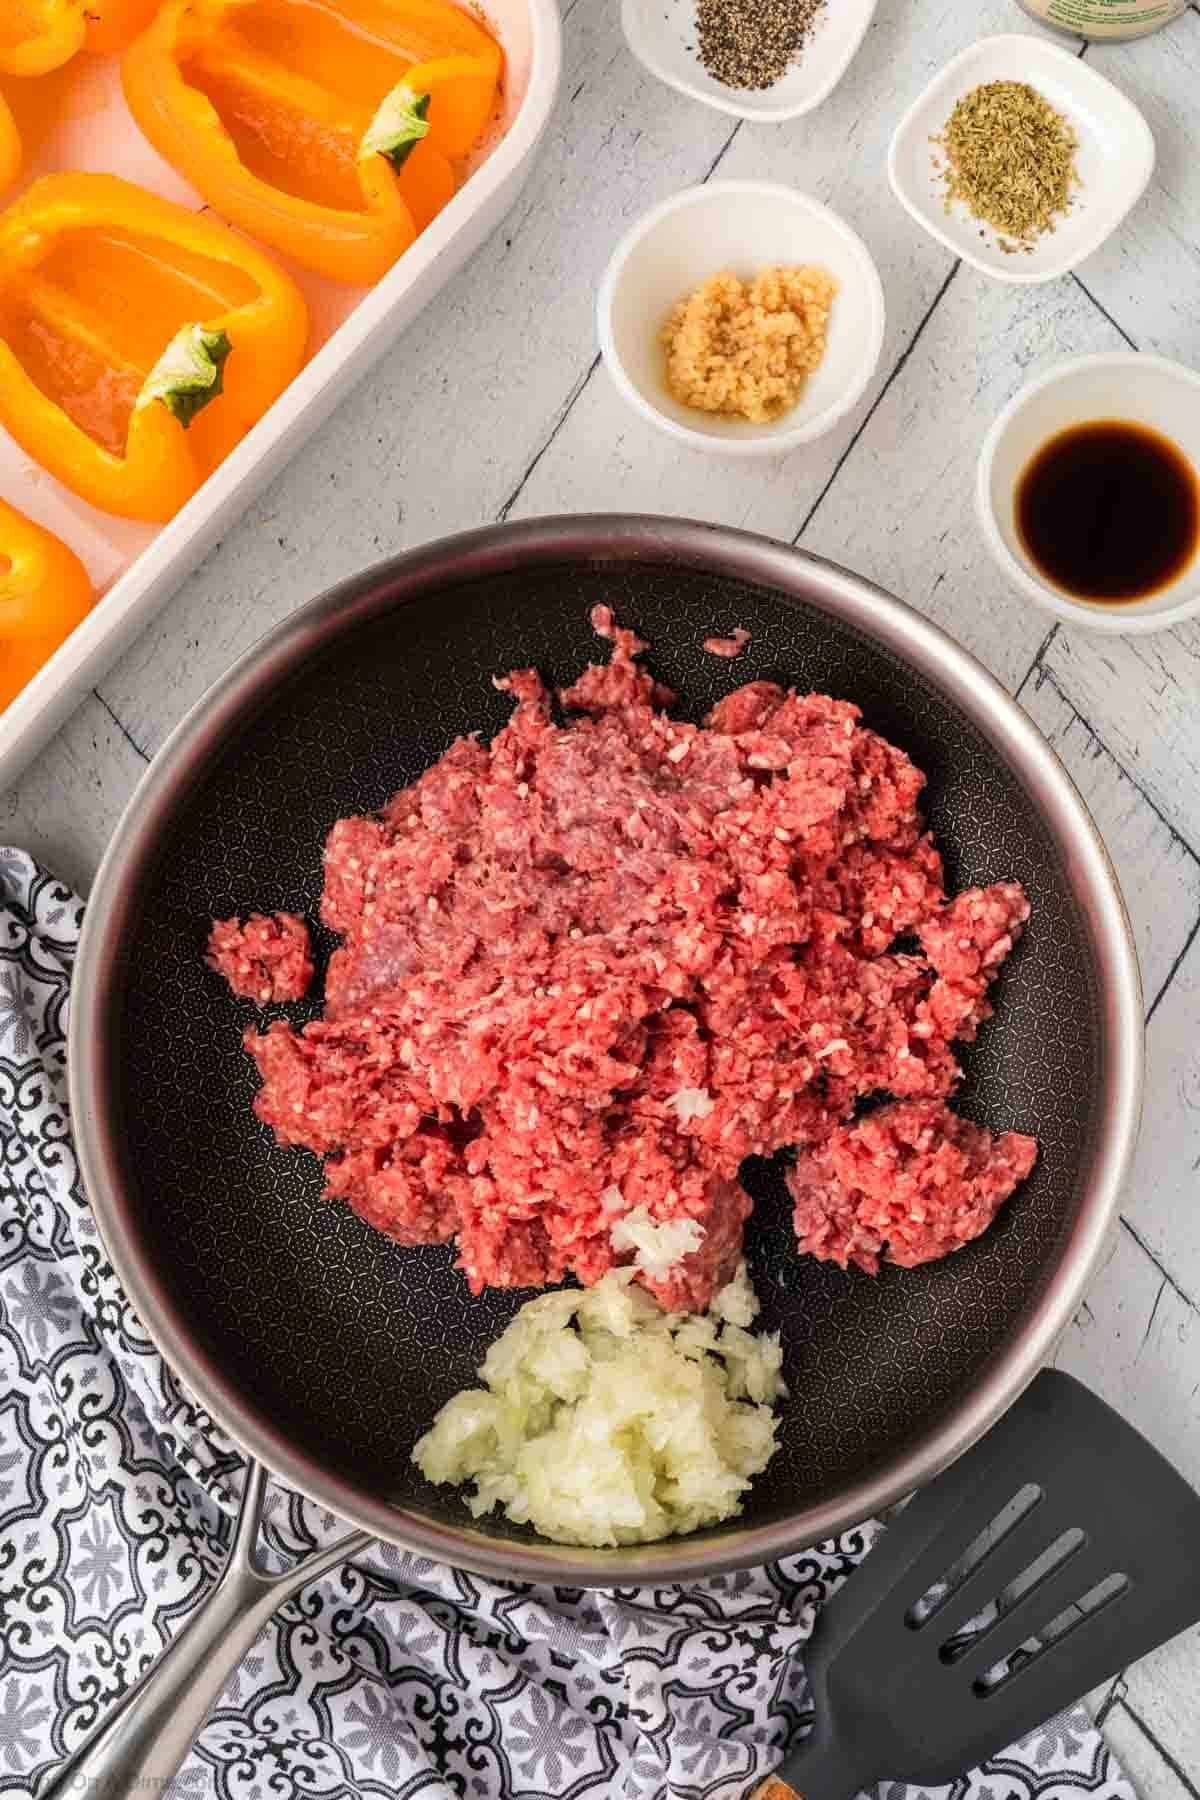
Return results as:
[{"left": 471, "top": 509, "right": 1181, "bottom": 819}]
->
[{"left": 68, "top": 513, "right": 1144, "bottom": 1586}]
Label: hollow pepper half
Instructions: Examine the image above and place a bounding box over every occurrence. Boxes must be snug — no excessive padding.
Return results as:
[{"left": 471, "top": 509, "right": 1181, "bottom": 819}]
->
[
  {"left": 0, "top": 0, "right": 159, "bottom": 73},
  {"left": 122, "top": 0, "right": 503, "bottom": 285},
  {"left": 0, "top": 172, "right": 309, "bottom": 522},
  {"left": 0, "top": 93, "right": 19, "bottom": 194},
  {"left": 0, "top": 499, "right": 95, "bottom": 711}
]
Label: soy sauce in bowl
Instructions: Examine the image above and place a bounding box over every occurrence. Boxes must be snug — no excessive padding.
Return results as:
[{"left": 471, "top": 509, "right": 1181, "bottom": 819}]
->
[{"left": 1016, "top": 419, "right": 1200, "bottom": 604}]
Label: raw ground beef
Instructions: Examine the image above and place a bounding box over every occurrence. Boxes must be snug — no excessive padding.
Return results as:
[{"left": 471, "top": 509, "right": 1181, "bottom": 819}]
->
[
  {"left": 703, "top": 628, "right": 751, "bottom": 659},
  {"left": 787, "top": 1099, "right": 1038, "bottom": 1274},
  {"left": 207, "top": 912, "right": 313, "bottom": 1003},
  {"left": 236, "top": 605, "right": 1036, "bottom": 1307}
]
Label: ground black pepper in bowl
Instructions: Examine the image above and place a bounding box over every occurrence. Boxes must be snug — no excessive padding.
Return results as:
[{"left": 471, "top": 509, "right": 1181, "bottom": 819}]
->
[{"left": 696, "top": 0, "right": 826, "bottom": 89}]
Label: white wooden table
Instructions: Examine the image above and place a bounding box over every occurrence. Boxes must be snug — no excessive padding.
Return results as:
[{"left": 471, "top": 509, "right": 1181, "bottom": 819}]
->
[{"left": 7, "top": 0, "right": 1200, "bottom": 1787}]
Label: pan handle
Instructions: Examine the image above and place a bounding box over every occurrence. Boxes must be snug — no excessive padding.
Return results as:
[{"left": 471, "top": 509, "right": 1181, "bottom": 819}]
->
[{"left": 39, "top": 1461, "right": 372, "bottom": 1800}]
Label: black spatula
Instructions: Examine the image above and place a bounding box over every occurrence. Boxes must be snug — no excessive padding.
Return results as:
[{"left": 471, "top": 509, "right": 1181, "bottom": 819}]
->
[{"left": 756, "top": 1370, "right": 1200, "bottom": 1800}]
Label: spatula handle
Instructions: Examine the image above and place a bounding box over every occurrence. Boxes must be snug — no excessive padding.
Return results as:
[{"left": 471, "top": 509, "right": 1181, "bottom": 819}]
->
[{"left": 750, "top": 1700, "right": 864, "bottom": 1800}]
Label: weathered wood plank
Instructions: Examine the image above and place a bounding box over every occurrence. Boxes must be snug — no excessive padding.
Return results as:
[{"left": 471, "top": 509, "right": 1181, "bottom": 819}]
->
[
  {"left": 1056, "top": 1218, "right": 1200, "bottom": 1786},
  {"left": 1057, "top": 1224, "right": 1200, "bottom": 1491},
  {"left": 1041, "top": 625, "right": 1200, "bottom": 862},
  {"left": 1032, "top": 19, "right": 1200, "bottom": 901},
  {"left": 1070, "top": 13, "right": 1200, "bottom": 363},
  {"left": 1057, "top": 1195, "right": 1200, "bottom": 1785},
  {"left": 1120, "top": 1675, "right": 1200, "bottom": 1799},
  {"left": 0, "top": 695, "right": 147, "bottom": 897},
  {"left": 1107, "top": 913, "right": 1200, "bottom": 1305},
  {"left": 1055, "top": 1222, "right": 1200, "bottom": 1791},
  {"left": 1020, "top": 667, "right": 1200, "bottom": 1009},
  {"left": 1102, "top": 1699, "right": 1199, "bottom": 1800}
]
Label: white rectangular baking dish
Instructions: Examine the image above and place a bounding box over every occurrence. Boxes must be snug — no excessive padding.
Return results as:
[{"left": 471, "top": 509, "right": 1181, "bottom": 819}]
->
[{"left": 0, "top": 0, "right": 562, "bottom": 789}]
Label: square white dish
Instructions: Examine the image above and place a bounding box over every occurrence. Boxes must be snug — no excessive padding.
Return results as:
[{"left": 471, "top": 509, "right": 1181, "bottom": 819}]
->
[
  {"left": 887, "top": 34, "right": 1155, "bottom": 286},
  {"left": 0, "top": 0, "right": 561, "bottom": 791},
  {"left": 621, "top": 0, "right": 877, "bottom": 123}
]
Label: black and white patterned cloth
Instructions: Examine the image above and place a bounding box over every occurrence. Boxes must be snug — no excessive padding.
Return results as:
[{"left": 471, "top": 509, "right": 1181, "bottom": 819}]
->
[{"left": 0, "top": 848, "right": 1136, "bottom": 1800}]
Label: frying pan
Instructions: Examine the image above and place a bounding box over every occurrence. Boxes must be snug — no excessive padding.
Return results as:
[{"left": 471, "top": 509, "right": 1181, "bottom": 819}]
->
[{"left": 69, "top": 515, "right": 1141, "bottom": 1583}]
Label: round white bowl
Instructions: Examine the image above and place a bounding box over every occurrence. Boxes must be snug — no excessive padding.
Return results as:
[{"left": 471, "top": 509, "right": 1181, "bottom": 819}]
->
[
  {"left": 620, "top": 0, "right": 878, "bottom": 124},
  {"left": 977, "top": 352, "right": 1200, "bottom": 635},
  {"left": 597, "top": 180, "right": 886, "bottom": 458}
]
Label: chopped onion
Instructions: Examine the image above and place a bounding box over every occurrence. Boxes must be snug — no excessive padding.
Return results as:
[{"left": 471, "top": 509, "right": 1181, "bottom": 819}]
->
[
  {"left": 411, "top": 1263, "right": 786, "bottom": 1547},
  {"left": 666, "top": 1086, "right": 715, "bottom": 1124},
  {"left": 610, "top": 1203, "right": 704, "bottom": 1279}
]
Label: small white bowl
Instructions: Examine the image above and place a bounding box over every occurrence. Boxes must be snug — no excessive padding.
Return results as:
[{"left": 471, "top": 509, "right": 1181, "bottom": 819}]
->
[
  {"left": 621, "top": 0, "right": 877, "bottom": 123},
  {"left": 977, "top": 352, "right": 1200, "bottom": 636},
  {"left": 597, "top": 180, "right": 886, "bottom": 459},
  {"left": 888, "top": 35, "right": 1155, "bottom": 285}
]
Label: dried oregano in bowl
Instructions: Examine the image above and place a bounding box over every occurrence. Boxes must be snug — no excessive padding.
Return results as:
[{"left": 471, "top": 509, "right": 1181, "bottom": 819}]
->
[{"left": 934, "top": 81, "right": 1080, "bottom": 252}]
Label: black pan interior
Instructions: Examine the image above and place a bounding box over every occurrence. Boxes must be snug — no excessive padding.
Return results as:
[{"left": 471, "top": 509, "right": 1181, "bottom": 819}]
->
[{"left": 116, "top": 557, "right": 1101, "bottom": 1540}]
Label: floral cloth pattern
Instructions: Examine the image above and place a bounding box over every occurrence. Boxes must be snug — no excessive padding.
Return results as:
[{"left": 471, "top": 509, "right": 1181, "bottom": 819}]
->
[{"left": 0, "top": 848, "right": 1137, "bottom": 1800}]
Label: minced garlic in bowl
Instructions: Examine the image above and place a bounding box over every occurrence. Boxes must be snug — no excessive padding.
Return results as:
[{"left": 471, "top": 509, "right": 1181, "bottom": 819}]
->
[{"left": 661, "top": 264, "right": 837, "bottom": 423}]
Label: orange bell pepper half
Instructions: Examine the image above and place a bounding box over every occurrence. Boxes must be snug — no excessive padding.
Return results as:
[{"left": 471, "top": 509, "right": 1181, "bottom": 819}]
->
[
  {"left": 85, "top": 0, "right": 163, "bottom": 55},
  {"left": 0, "top": 0, "right": 85, "bottom": 77},
  {"left": 122, "top": 0, "right": 503, "bottom": 285},
  {"left": 0, "top": 172, "right": 309, "bottom": 523},
  {"left": 0, "top": 92, "right": 20, "bottom": 194},
  {"left": 0, "top": 499, "right": 95, "bottom": 712},
  {"left": 0, "top": 0, "right": 157, "bottom": 74}
]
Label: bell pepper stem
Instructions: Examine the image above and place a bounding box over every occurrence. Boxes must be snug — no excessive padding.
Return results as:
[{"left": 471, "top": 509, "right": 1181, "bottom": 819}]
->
[
  {"left": 359, "top": 84, "right": 431, "bottom": 171},
  {"left": 136, "top": 323, "right": 232, "bottom": 429}
]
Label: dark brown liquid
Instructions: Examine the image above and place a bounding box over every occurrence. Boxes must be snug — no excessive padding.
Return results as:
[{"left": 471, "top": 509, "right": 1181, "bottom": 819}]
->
[{"left": 1016, "top": 419, "right": 1200, "bottom": 604}]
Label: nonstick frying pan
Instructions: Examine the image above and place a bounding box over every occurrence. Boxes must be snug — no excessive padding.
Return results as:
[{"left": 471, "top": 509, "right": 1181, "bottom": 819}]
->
[{"left": 69, "top": 515, "right": 1142, "bottom": 1594}]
